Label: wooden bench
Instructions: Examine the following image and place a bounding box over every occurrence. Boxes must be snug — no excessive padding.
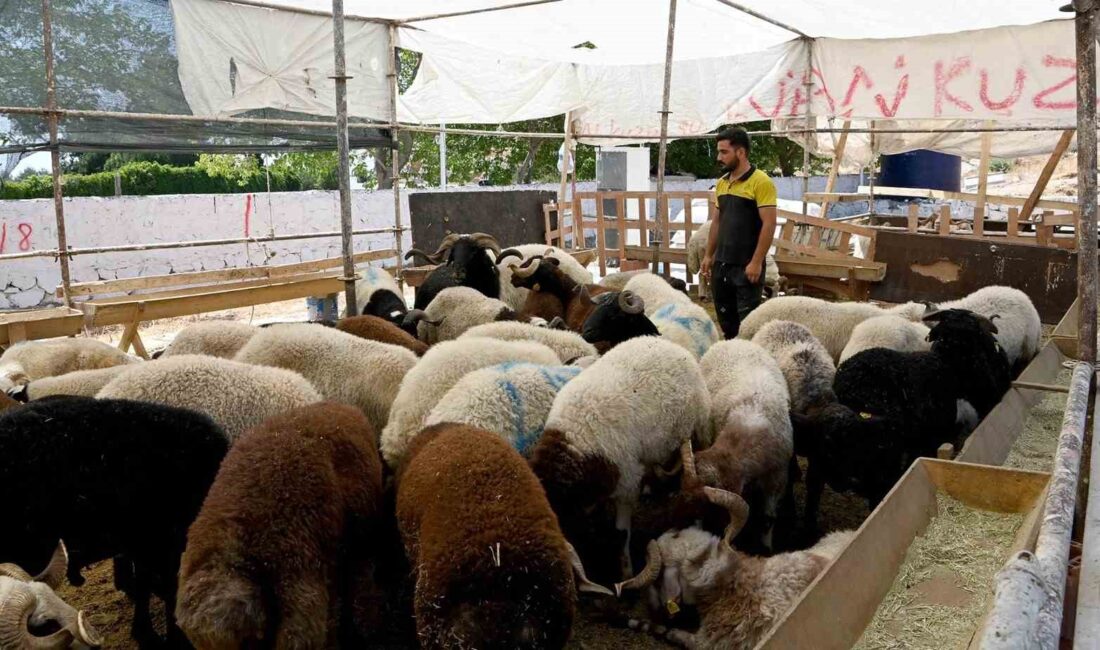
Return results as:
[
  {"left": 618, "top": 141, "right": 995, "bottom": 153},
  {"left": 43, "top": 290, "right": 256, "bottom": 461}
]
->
[
  {"left": 776, "top": 210, "right": 885, "bottom": 300},
  {"left": 61, "top": 250, "right": 396, "bottom": 358},
  {"left": 0, "top": 307, "right": 84, "bottom": 348}
]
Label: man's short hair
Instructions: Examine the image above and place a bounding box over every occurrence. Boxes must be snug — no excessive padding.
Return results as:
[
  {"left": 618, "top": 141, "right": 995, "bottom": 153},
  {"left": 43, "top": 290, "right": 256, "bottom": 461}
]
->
[{"left": 716, "top": 127, "right": 750, "bottom": 154}]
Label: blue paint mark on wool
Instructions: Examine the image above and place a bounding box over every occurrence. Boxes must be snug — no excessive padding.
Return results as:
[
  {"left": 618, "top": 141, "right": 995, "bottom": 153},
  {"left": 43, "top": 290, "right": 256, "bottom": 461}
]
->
[{"left": 652, "top": 303, "right": 715, "bottom": 357}]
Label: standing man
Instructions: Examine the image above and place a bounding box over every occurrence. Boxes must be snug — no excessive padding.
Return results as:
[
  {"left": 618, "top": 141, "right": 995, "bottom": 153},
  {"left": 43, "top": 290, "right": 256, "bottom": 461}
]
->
[{"left": 699, "top": 127, "right": 777, "bottom": 339}]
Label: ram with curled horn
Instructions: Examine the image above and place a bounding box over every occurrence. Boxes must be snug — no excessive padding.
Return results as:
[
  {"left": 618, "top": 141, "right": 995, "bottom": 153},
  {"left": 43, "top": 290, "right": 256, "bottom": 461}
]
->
[
  {"left": 405, "top": 232, "right": 504, "bottom": 310},
  {"left": 579, "top": 290, "right": 659, "bottom": 353},
  {"left": 0, "top": 541, "right": 104, "bottom": 649}
]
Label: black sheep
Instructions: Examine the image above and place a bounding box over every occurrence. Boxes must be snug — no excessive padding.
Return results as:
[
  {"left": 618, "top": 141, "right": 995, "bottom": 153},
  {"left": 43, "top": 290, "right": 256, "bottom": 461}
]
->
[
  {"left": 406, "top": 232, "right": 502, "bottom": 309},
  {"left": 579, "top": 290, "right": 659, "bottom": 352},
  {"left": 0, "top": 396, "right": 229, "bottom": 648}
]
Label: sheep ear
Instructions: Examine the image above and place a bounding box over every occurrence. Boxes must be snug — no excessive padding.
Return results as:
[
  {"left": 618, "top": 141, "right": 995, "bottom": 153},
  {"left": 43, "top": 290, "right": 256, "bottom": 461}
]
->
[
  {"left": 921, "top": 300, "right": 939, "bottom": 314},
  {"left": 921, "top": 309, "right": 947, "bottom": 323}
]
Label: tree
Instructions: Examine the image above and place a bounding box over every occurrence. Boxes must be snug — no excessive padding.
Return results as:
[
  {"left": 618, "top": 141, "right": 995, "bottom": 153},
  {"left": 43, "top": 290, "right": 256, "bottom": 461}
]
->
[{"left": 652, "top": 122, "right": 829, "bottom": 178}]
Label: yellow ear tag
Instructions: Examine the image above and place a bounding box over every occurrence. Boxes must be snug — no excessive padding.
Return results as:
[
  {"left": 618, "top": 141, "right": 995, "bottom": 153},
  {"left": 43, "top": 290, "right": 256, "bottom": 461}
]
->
[
  {"left": 666, "top": 599, "right": 681, "bottom": 615},
  {"left": 859, "top": 412, "right": 873, "bottom": 420}
]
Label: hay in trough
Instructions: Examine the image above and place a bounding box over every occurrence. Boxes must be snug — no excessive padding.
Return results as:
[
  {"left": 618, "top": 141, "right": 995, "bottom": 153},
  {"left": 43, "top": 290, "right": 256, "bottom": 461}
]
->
[
  {"left": 1004, "top": 366, "right": 1071, "bottom": 473},
  {"left": 853, "top": 494, "right": 1024, "bottom": 650}
]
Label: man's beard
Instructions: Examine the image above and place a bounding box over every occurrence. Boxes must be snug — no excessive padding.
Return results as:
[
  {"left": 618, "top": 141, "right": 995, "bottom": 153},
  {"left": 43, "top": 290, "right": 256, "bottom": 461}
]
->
[{"left": 722, "top": 159, "right": 740, "bottom": 173}]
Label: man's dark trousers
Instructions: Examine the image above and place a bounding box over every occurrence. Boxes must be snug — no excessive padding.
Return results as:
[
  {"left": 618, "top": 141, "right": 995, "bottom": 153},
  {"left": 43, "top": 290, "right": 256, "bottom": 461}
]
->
[{"left": 711, "top": 260, "right": 763, "bottom": 339}]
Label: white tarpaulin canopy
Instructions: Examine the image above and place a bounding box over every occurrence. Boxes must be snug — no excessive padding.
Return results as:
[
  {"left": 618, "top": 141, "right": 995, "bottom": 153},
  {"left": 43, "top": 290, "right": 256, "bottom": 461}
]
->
[{"left": 171, "top": 0, "right": 1085, "bottom": 159}]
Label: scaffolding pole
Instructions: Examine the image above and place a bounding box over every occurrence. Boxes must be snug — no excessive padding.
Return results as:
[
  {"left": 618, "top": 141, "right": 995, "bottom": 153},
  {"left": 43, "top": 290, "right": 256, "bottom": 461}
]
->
[
  {"left": 655, "top": 0, "right": 678, "bottom": 276},
  {"left": 331, "top": 0, "right": 359, "bottom": 314},
  {"left": 389, "top": 24, "right": 405, "bottom": 291},
  {"left": 1076, "top": 1, "right": 1098, "bottom": 364},
  {"left": 41, "top": 0, "right": 73, "bottom": 308}
]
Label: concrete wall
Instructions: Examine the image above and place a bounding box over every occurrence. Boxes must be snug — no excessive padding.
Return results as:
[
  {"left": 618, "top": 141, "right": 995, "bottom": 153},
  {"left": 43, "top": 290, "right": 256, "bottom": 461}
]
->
[{"left": 0, "top": 173, "right": 853, "bottom": 309}]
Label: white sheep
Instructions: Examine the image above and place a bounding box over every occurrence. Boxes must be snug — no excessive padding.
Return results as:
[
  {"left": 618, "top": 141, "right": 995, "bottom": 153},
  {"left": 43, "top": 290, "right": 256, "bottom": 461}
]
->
[
  {"left": 623, "top": 272, "right": 695, "bottom": 314},
  {"left": 530, "top": 336, "right": 717, "bottom": 576},
  {"left": 929, "top": 285, "right": 1041, "bottom": 369},
  {"left": 97, "top": 355, "right": 322, "bottom": 441},
  {"left": 380, "top": 337, "right": 559, "bottom": 468},
  {"left": 839, "top": 314, "right": 931, "bottom": 365},
  {"left": 751, "top": 320, "right": 836, "bottom": 414},
  {"left": 497, "top": 245, "right": 593, "bottom": 312},
  {"left": 459, "top": 321, "right": 596, "bottom": 363},
  {"left": 233, "top": 324, "right": 416, "bottom": 435},
  {"left": 0, "top": 338, "right": 141, "bottom": 392},
  {"left": 159, "top": 321, "right": 258, "bottom": 359},
  {"left": 15, "top": 365, "right": 134, "bottom": 400},
  {"left": 738, "top": 296, "right": 925, "bottom": 362},
  {"left": 424, "top": 361, "right": 583, "bottom": 456},
  {"left": 617, "top": 526, "right": 855, "bottom": 650},
  {"left": 650, "top": 301, "right": 722, "bottom": 360},
  {"left": 408, "top": 286, "right": 518, "bottom": 344},
  {"left": 696, "top": 339, "right": 792, "bottom": 549}
]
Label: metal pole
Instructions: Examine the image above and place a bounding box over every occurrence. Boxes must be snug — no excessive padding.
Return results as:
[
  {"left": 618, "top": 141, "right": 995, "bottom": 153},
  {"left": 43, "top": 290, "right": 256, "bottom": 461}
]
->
[
  {"left": 655, "top": 0, "right": 678, "bottom": 260},
  {"left": 397, "top": 0, "right": 563, "bottom": 24},
  {"left": 1076, "top": 1, "right": 1098, "bottom": 364},
  {"left": 711, "top": 0, "right": 808, "bottom": 37},
  {"left": 868, "top": 120, "right": 877, "bottom": 217},
  {"left": 41, "top": 0, "right": 73, "bottom": 308},
  {"left": 439, "top": 123, "right": 448, "bottom": 189},
  {"left": 389, "top": 24, "right": 405, "bottom": 292},
  {"left": 331, "top": 0, "right": 358, "bottom": 315},
  {"left": 801, "top": 37, "right": 813, "bottom": 216}
]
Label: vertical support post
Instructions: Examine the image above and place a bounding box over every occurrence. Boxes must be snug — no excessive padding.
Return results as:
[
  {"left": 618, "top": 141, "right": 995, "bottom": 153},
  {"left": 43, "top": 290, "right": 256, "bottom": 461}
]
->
[
  {"left": 655, "top": 0, "right": 678, "bottom": 278},
  {"left": 800, "top": 37, "right": 814, "bottom": 216},
  {"left": 976, "top": 120, "right": 993, "bottom": 218},
  {"left": 1076, "top": 1, "right": 1097, "bottom": 364},
  {"left": 41, "top": 0, "right": 73, "bottom": 307},
  {"left": 867, "top": 119, "right": 877, "bottom": 217},
  {"left": 330, "top": 0, "right": 358, "bottom": 314},
  {"left": 558, "top": 111, "right": 574, "bottom": 247},
  {"left": 389, "top": 24, "right": 405, "bottom": 291},
  {"left": 818, "top": 120, "right": 851, "bottom": 220},
  {"left": 439, "top": 123, "right": 447, "bottom": 189}
]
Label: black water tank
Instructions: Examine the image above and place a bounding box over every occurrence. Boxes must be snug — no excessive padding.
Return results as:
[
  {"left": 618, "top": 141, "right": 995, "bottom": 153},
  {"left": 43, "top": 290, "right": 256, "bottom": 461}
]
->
[{"left": 878, "top": 149, "right": 962, "bottom": 193}]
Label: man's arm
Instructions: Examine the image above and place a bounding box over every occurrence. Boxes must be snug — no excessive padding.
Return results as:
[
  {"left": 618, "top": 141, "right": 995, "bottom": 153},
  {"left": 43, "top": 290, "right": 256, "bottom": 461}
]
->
[
  {"left": 745, "top": 206, "right": 776, "bottom": 284},
  {"left": 701, "top": 209, "right": 720, "bottom": 278}
]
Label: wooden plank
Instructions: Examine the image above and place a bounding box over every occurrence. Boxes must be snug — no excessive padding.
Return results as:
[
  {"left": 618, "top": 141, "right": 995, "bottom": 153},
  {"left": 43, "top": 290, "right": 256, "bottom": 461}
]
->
[
  {"left": 817, "top": 120, "right": 851, "bottom": 220},
  {"left": 869, "top": 230, "right": 1077, "bottom": 324},
  {"left": 829, "top": 186, "right": 1084, "bottom": 213},
  {"left": 837, "top": 231, "right": 851, "bottom": 254},
  {"left": 572, "top": 194, "right": 583, "bottom": 250},
  {"left": 130, "top": 330, "right": 149, "bottom": 360},
  {"left": 1007, "top": 208, "right": 1021, "bottom": 241},
  {"left": 802, "top": 192, "right": 873, "bottom": 204},
  {"left": 595, "top": 197, "right": 607, "bottom": 277},
  {"left": 773, "top": 237, "right": 873, "bottom": 261},
  {"left": 622, "top": 245, "right": 687, "bottom": 265},
  {"left": 976, "top": 125, "right": 993, "bottom": 217},
  {"left": 1011, "top": 380, "right": 1069, "bottom": 393},
  {"left": 56, "top": 250, "right": 396, "bottom": 299},
  {"left": 616, "top": 195, "right": 627, "bottom": 267},
  {"left": 762, "top": 460, "right": 1049, "bottom": 649},
  {"left": 973, "top": 205, "right": 985, "bottom": 238},
  {"left": 1037, "top": 212, "right": 1054, "bottom": 247},
  {"left": 543, "top": 203, "right": 555, "bottom": 246},
  {"left": 1020, "top": 129, "right": 1075, "bottom": 221},
  {"left": 84, "top": 276, "right": 345, "bottom": 327},
  {"left": 778, "top": 210, "right": 878, "bottom": 238},
  {"left": 638, "top": 197, "right": 648, "bottom": 247},
  {"left": 117, "top": 304, "right": 145, "bottom": 354},
  {"left": 774, "top": 256, "right": 886, "bottom": 282},
  {"left": 808, "top": 227, "right": 823, "bottom": 248},
  {"left": 907, "top": 204, "right": 919, "bottom": 233},
  {"left": 84, "top": 271, "right": 340, "bottom": 306},
  {"left": 939, "top": 205, "right": 952, "bottom": 236},
  {"left": 7, "top": 322, "right": 28, "bottom": 344},
  {"left": 659, "top": 195, "right": 671, "bottom": 278}
]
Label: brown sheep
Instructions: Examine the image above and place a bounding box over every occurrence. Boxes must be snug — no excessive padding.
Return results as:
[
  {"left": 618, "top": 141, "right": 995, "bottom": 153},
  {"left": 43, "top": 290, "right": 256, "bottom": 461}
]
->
[
  {"left": 396, "top": 422, "right": 611, "bottom": 649},
  {"left": 176, "top": 402, "right": 385, "bottom": 649},
  {"left": 0, "top": 391, "right": 18, "bottom": 413},
  {"left": 511, "top": 256, "right": 611, "bottom": 331},
  {"left": 336, "top": 314, "right": 429, "bottom": 356}
]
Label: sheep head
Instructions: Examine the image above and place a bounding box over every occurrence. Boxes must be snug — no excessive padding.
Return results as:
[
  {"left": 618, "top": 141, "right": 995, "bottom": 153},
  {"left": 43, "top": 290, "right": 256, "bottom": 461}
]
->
[
  {"left": 0, "top": 542, "right": 103, "bottom": 649},
  {"left": 580, "top": 290, "right": 657, "bottom": 351}
]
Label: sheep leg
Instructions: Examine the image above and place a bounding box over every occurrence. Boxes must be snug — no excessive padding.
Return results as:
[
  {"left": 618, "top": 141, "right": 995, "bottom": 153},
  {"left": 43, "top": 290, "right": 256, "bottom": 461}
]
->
[
  {"left": 275, "top": 572, "right": 330, "bottom": 646},
  {"left": 124, "top": 566, "right": 161, "bottom": 649},
  {"left": 616, "top": 501, "right": 634, "bottom": 578},
  {"left": 664, "top": 628, "right": 702, "bottom": 649},
  {"left": 803, "top": 459, "right": 825, "bottom": 535}
]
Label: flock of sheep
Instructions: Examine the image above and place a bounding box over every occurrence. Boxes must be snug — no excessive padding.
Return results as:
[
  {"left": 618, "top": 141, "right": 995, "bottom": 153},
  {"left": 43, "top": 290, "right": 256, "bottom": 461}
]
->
[{"left": 0, "top": 232, "right": 1042, "bottom": 649}]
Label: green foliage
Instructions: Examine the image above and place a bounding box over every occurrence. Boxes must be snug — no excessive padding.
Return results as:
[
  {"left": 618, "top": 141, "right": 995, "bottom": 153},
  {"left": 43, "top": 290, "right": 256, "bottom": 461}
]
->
[{"left": 990, "top": 158, "right": 1011, "bottom": 173}]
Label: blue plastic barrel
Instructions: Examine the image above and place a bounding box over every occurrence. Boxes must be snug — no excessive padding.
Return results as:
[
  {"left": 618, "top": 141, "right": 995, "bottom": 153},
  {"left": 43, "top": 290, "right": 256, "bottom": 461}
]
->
[
  {"left": 878, "top": 150, "right": 962, "bottom": 193},
  {"left": 305, "top": 295, "right": 338, "bottom": 321}
]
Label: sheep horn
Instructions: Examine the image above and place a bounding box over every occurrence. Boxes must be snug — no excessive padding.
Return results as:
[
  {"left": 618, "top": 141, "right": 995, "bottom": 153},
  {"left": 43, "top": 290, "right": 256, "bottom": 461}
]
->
[
  {"left": 681, "top": 440, "right": 698, "bottom": 484},
  {"left": 652, "top": 456, "right": 683, "bottom": 480},
  {"left": 548, "top": 316, "right": 567, "bottom": 330},
  {"left": 469, "top": 232, "right": 502, "bottom": 255},
  {"left": 73, "top": 611, "right": 103, "bottom": 648},
  {"left": 512, "top": 257, "right": 542, "bottom": 280},
  {"left": 0, "top": 587, "right": 74, "bottom": 650},
  {"left": 33, "top": 542, "right": 68, "bottom": 589},
  {"left": 703, "top": 487, "right": 750, "bottom": 546},
  {"left": 618, "top": 290, "right": 645, "bottom": 315},
  {"left": 0, "top": 563, "right": 32, "bottom": 582},
  {"left": 565, "top": 543, "right": 614, "bottom": 596},
  {"left": 431, "top": 233, "right": 463, "bottom": 258},
  {"left": 614, "top": 540, "right": 663, "bottom": 597},
  {"left": 404, "top": 248, "right": 442, "bottom": 265},
  {"left": 576, "top": 284, "right": 599, "bottom": 305},
  {"left": 496, "top": 248, "right": 523, "bottom": 266},
  {"left": 402, "top": 309, "right": 444, "bottom": 328}
]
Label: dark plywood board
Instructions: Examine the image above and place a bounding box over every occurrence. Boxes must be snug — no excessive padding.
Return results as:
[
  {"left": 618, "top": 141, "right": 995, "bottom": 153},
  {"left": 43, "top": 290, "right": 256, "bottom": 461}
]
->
[
  {"left": 408, "top": 190, "right": 556, "bottom": 252},
  {"left": 870, "top": 230, "right": 1077, "bottom": 323}
]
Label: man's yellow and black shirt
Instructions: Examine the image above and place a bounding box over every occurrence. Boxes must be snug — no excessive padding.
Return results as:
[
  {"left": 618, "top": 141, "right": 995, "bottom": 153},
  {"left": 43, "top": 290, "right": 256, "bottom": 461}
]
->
[{"left": 711, "top": 165, "right": 777, "bottom": 266}]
